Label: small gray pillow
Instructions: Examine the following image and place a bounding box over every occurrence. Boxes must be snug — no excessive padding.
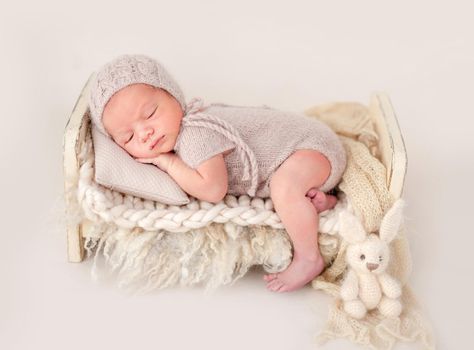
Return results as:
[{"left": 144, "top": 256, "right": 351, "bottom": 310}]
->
[{"left": 91, "top": 125, "right": 190, "bottom": 205}]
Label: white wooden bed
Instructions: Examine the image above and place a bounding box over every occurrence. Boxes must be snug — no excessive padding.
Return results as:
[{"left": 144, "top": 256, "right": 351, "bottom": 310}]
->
[{"left": 63, "top": 74, "right": 407, "bottom": 263}]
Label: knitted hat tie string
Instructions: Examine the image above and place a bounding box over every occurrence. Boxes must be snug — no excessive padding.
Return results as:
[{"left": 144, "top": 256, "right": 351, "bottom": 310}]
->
[{"left": 183, "top": 97, "right": 259, "bottom": 197}]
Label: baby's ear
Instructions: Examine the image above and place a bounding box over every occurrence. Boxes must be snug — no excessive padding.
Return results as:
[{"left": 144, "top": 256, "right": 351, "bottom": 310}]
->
[
  {"left": 379, "top": 199, "right": 405, "bottom": 243},
  {"left": 339, "top": 211, "right": 367, "bottom": 244}
]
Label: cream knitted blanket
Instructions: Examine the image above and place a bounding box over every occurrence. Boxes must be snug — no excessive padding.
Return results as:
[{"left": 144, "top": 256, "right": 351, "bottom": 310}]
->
[
  {"left": 72, "top": 100, "right": 434, "bottom": 349},
  {"left": 305, "top": 102, "right": 435, "bottom": 349}
]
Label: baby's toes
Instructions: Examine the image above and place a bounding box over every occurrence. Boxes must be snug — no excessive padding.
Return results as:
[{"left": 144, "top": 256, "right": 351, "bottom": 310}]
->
[
  {"left": 326, "top": 195, "right": 338, "bottom": 210},
  {"left": 306, "top": 188, "right": 318, "bottom": 198},
  {"left": 263, "top": 273, "right": 278, "bottom": 282},
  {"left": 278, "top": 284, "right": 290, "bottom": 293},
  {"left": 267, "top": 278, "right": 284, "bottom": 292},
  {"left": 313, "top": 191, "right": 326, "bottom": 204}
]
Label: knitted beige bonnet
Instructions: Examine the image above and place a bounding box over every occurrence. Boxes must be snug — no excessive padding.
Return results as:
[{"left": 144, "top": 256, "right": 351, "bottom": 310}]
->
[{"left": 88, "top": 54, "right": 187, "bottom": 137}]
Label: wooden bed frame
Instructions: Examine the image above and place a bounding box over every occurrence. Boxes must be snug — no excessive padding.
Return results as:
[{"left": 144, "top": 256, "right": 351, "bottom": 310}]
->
[{"left": 63, "top": 74, "right": 407, "bottom": 263}]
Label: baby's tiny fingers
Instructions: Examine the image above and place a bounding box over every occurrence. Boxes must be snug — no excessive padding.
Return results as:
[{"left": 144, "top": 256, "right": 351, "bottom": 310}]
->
[{"left": 136, "top": 158, "right": 153, "bottom": 164}]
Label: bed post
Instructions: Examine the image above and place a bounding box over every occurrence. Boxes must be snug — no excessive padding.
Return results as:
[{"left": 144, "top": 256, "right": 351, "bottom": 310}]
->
[
  {"left": 63, "top": 74, "right": 95, "bottom": 262},
  {"left": 369, "top": 92, "right": 408, "bottom": 199}
]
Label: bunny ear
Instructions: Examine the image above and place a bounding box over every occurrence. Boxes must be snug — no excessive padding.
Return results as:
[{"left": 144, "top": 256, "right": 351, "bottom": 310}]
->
[
  {"left": 379, "top": 198, "right": 405, "bottom": 243},
  {"left": 339, "top": 211, "right": 367, "bottom": 244}
]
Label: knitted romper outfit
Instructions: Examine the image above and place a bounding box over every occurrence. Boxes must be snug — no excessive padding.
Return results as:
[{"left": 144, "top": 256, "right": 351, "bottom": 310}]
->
[{"left": 173, "top": 99, "right": 347, "bottom": 198}]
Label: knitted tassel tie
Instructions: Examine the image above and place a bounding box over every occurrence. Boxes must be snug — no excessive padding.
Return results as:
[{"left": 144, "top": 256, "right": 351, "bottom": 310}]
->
[{"left": 183, "top": 98, "right": 259, "bottom": 197}]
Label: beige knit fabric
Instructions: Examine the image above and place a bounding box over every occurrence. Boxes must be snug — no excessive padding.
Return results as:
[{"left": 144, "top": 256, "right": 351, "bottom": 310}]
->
[
  {"left": 89, "top": 54, "right": 186, "bottom": 137},
  {"left": 174, "top": 99, "right": 347, "bottom": 197},
  {"left": 305, "top": 102, "right": 435, "bottom": 349},
  {"left": 91, "top": 123, "right": 190, "bottom": 204}
]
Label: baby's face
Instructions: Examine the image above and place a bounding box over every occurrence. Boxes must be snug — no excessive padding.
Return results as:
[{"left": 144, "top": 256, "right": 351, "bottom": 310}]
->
[{"left": 102, "top": 83, "right": 183, "bottom": 159}]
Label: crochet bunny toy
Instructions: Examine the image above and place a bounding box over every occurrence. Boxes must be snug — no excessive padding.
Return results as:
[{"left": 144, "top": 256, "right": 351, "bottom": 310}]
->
[{"left": 339, "top": 199, "right": 405, "bottom": 319}]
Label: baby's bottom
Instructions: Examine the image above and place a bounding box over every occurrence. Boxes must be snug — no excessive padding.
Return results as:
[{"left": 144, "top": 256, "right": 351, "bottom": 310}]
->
[{"left": 264, "top": 149, "right": 338, "bottom": 293}]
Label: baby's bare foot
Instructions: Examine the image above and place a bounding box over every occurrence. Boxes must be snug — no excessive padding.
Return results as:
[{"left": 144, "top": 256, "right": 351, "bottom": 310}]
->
[
  {"left": 263, "top": 254, "right": 325, "bottom": 292},
  {"left": 306, "top": 189, "right": 337, "bottom": 213}
]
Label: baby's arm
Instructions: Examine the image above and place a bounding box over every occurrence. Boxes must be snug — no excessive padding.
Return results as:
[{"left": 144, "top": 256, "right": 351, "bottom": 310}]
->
[{"left": 167, "top": 153, "right": 229, "bottom": 203}]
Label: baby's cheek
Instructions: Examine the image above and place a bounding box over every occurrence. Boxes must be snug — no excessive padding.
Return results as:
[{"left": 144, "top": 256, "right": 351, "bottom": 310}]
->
[
  {"left": 163, "top": 135, "right": 178, "bottom": 152},
  {"left": 127, "top": 146, "right": 149, "bottom": 159}
]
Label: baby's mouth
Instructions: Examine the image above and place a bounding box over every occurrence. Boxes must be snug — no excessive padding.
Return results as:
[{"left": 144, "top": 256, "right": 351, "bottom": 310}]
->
[{"left": 150, "top": 135, "right": 164, "bottom": 150}]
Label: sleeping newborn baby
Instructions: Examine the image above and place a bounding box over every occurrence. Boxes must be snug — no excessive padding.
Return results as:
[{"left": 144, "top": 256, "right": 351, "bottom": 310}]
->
[{"left": 89, "top": 54, "right": 347, "bottom": 293}]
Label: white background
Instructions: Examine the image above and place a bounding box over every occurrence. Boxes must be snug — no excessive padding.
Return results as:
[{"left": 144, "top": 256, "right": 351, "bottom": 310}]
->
[{"left": 1, "top": 1, "right": 473, "bottom": 349}]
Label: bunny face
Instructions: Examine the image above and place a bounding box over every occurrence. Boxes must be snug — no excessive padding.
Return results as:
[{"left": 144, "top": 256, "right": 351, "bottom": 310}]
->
[
  {"left": 339, "top": 199, "right": 405, "bottom": 275},
  {"left": 345, "top": 234, "right": 390, "bottom": 275}
]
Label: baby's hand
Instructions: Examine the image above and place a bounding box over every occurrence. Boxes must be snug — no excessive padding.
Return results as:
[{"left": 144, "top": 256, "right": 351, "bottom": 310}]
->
[{"left": 135, "top": 152, "right": 177, "bottom": 172}]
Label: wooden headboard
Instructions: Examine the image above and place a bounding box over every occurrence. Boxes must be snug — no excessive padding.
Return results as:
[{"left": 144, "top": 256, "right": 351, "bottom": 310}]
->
[{"left": 369, "top": 92, "right": 407, "bottom": 200}]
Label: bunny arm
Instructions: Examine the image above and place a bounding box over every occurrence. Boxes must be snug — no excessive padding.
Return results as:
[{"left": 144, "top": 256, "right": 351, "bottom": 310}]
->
[
  {"left": 378, "top": 273, "right": 402, "bottom": 299},
  {"left": 340, "top": 269, "right": 359, "bottom": 301}
]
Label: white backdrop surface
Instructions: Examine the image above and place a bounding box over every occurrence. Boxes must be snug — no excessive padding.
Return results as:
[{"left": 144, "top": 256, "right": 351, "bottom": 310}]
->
[{"left": 1, "top": 1, "right": 472, "bottom": 349}]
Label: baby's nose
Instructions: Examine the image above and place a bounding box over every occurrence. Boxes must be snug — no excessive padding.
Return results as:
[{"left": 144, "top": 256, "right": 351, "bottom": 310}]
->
[{"left": 140, "top": 128, "right": 153, "bottom": 142}]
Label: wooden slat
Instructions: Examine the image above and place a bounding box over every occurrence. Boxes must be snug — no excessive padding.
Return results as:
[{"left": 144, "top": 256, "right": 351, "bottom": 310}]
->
[
  {"left": 369, "top": 92, "right": 408, "bottom": 199},
  {"left": 63, "top": 73, "right": 95, "bottom": 262}
]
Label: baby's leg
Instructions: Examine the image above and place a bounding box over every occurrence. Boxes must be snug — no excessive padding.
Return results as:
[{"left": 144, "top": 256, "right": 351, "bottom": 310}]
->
[
  {"left": 264, "top": 150, "right": 332, "bottom": 292},
  {"left": 264, "top": 193, "right": 325, "bottom": 292}
]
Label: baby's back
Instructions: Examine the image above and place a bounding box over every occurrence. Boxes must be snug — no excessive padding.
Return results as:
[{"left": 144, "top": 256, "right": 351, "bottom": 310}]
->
[{"left": 204, "top": 104, "right": 345, "bottom": 197}]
